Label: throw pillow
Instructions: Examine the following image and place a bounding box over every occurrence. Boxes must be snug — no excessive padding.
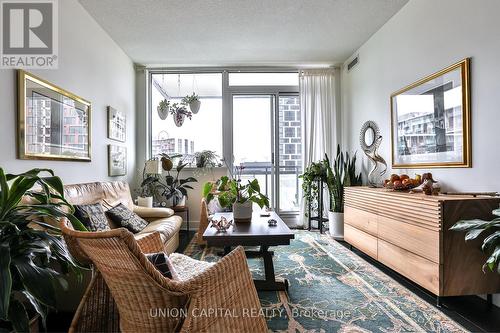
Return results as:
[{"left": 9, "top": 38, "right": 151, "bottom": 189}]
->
[
  {"left": 145, "top": 252, "right": 178, "bottom": 280},
  {"left": 105, "top": 203, "right": 148, "bottom": 233},
  {"left": 73, "top": 203, "right": 110, "bottom": 232}
]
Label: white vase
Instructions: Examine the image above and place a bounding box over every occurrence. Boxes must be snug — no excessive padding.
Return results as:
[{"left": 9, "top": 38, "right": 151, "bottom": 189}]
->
[
  {"left": 137, "top": 196, "right": 153, "bottom": 208},
  {"left": 328, "top": 211, "right": 344, "bottom": 240},
  {"left": 189, "top": 100, "right": 201, "bottom": 114},
  {"left": 233, "top": 201, "right": 253, "bottom": 221}
]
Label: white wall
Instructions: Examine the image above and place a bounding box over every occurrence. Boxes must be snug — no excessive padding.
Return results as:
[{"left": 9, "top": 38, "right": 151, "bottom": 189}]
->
[
  {"left": 341, "top": 0, "right": 500, "bottom": 305},
  {"left": 0, "top": 0, "right": 136, "bottom": 185}
]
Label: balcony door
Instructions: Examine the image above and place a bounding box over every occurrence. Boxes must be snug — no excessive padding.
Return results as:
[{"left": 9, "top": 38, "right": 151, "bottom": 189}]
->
[{"left": 231, "top": 93, "right": 301, "bottom": 214}]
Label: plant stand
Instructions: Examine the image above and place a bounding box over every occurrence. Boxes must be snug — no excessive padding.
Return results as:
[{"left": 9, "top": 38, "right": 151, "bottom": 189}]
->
[
  {"left": 307, "top": 178, "right": 329, "bottom": 234},
  {"left": 171, "top": 205, "right": 190, "bottom": 233}
]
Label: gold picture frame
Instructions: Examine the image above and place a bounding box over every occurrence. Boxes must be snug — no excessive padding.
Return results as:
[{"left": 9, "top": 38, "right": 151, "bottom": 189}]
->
[
  {"left": 390, "top": 58, "right": 471, "bottom": 168},
  {"left": 18, "top": 70, "right": 92, "bottom": 161}
]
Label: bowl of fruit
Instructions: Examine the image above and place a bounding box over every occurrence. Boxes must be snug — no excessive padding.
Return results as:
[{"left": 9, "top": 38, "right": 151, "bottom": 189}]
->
[{"left": 384, "top": 174, "right": 422, "bottom": 191}]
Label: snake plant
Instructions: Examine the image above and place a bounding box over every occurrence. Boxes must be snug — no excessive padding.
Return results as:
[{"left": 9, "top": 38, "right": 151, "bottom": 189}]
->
[
  {"left": 450, "top": 208, "right": 500, "bottom": 273},
  {"left": 0, "top": 168, "right": 86, "bottom": 332},
  {"left": 324, "top": 145, "right": 362, "bottom": 213}
]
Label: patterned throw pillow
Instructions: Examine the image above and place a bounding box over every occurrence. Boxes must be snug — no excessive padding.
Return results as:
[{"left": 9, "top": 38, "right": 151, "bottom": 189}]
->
[
  {"left": 73, "top": 203, "right": 110, "bottom": 232},
  {"left": 145, "top": 252, "right": 178, "bottom": 280},
  {"left": 105, "top": 203, "right": 148, "bottom": 233}
]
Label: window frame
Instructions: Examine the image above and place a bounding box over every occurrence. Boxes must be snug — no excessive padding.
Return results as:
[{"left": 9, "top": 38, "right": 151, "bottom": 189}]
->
[{"left": 147, "top": 68, "right": 300, "bottom": 164}]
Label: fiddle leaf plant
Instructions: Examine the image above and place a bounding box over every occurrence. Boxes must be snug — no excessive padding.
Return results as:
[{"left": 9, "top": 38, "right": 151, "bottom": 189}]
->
[
  {"left": 0, "top": 168, "right": 86, "bottom": 332},
  {"left": 450, "top": 209, "right": 500, "bottom": 273}
]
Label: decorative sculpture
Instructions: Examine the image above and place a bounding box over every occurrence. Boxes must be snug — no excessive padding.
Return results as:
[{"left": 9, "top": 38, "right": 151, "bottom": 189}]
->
[{"left": 359, "top": 121, "right": 387, "bottom": 187}]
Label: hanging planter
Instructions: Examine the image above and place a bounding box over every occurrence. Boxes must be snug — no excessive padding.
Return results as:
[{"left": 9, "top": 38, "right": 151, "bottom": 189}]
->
[
  {"left": 170, "top": 103, "right": 192, "bottom": 127},
  {"left": 157, "top": 99, "right": 170, "bottom": 120},
  {"left": 182, "top": 93, "right": 201, "bottom": 114}
]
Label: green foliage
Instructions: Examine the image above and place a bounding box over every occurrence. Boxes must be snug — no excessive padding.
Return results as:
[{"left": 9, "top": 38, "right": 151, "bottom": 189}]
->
[
  {"left": 139, "top": 155, "right": 197, "bottom": 206},
  {"left": 194, "top": 150, "right": 220, "bottom": 168},
  {"left": 0, "top": 168, "right": 84, "bottom": 331},
  {"left": 324, "top": 145, "right": 362, "bottom": 213},
  {"left": 181, "top": 92, "right": 199, "bottom": 105},
  {"left": 450, "top": 209, "right": 500, "bottom": 273},
  {"left": 203, "top": 175, "right": 270, "bottom": 209},
  {"left": 300, "top": 145, "right": 362, "bottom": 214}
]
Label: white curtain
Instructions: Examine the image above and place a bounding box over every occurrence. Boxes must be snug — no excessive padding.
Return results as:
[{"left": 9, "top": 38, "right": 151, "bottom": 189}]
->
[{"left": 299, "top": 68, "right": 339, "bottom": 228}]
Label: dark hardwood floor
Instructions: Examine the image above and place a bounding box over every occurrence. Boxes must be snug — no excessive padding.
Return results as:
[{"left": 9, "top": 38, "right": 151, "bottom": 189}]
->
[{"left": 46, "top": 230, "right": 500, "bottom": 332}]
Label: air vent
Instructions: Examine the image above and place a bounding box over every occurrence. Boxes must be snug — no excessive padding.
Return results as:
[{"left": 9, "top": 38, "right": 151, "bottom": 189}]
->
[{"left": 347, "top": 55, "right": 359, "bottom": 72}]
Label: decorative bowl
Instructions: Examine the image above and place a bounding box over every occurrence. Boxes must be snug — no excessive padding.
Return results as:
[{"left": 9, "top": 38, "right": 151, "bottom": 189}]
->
[{"left": 210, "top": 216, "right": 233, "bottom": 232}]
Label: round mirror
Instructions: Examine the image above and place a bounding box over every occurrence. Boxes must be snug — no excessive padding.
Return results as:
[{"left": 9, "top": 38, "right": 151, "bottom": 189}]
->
[
  {"left": 364, "top": 127, "right": 375, "bottom": 147},
  {"left": 359, "top": 120, "right": 381, "bottom": 153}
]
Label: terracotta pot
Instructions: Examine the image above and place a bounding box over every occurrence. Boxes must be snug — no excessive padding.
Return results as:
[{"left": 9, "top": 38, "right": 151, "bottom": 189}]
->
[
  {"left": 189, "top": 100, "right": 201, "bottom": 114},
  {"left": 233, "top": 201, "right": 253, "bottom": 221}
]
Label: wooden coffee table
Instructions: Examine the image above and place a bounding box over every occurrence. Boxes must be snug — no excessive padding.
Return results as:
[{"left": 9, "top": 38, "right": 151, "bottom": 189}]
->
[{"left": 202, "top": 211, "right": 294, "bottom": 291}]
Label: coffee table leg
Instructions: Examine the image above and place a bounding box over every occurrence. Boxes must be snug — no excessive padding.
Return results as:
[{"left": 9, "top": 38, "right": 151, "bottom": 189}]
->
[{"left": 252, "top": 246, "right": 288, "bottom": 291}]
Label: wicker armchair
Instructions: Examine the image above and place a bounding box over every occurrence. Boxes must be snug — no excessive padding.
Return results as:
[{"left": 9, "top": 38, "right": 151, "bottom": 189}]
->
[{"left": 60, "top": 221, "right": 267, "bottom": 333}]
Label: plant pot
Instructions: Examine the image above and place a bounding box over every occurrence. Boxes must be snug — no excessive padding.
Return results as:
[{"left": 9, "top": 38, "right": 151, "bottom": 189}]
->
[
  {"left": 173, "top": 113, "right": 185, "bottom": 127},
  {"left": 174, "top": 195, "right": 187, "bottom": 207},
  {"left": 137, "top": 196, "right": 153, "bottom": 208},
  {"left": 328, "top": 211, "right": 344, "bottom": 240},
  {"left": 233, "top": 201, "right": 253, "bottom": 221},
  {"left": 196, "top": 155, "right": 205, "bottom": 168},
  {"left": 189, "top": 100, "right": 201, "bottom": 114},
  {"left": 157, "top": 105, "right": 169, "bottom": 120}
]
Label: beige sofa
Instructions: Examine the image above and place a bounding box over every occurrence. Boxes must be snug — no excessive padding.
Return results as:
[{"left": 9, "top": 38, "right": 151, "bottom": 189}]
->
[{"left": 63, "top": 181, "right": 182, "bottom": 254}]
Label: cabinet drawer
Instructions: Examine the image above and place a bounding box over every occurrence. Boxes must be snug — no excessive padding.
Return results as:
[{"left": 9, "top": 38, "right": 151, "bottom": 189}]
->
[
  {"left": 378, "top": 215, "right": 440, "bottom": 263},
  {"left": 378, "top": 239, "right": 440, "bottom": 295},
  {"left": 344, "top": 206, "right": 378, "bottom": 236},
  {"left": 345, "top": 224, "right": 377, "bottom": 259}
]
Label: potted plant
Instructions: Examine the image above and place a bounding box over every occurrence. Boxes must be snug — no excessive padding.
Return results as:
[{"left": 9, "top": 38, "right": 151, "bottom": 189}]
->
[
  {"left": 299, "top": 160, "right": 328, "bottom": 220},
  {"left": 157, "top": 99, "right": 170, "bottom": 120},
  {"left": 0, "top": 168, "right": 86, "bottom": 332},
  {"left": 324, "top": 146, "right": 362, "bottom": 239},
  {"left": 203, "top": 168, "right": 270, "bottom": 221},
  {"left": 155, "top": 154, "right": 197, "bottom": 207},
  {"left": 194, "top": 150, "right": 219, "bottom": 168},
  {"left": 450, "top": 208, "right": 500, "bottom": 274},
  {"left": 182, "top": 93, "right": 201, "bottom": 114},
  {"left": 170, "top": 103, "right": 192, "bottom": 127}
]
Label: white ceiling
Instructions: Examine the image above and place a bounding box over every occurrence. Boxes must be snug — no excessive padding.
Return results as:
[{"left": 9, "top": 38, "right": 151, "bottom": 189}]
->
[{"left": 78, "top": 0, "right": 408, "bottom": 67}]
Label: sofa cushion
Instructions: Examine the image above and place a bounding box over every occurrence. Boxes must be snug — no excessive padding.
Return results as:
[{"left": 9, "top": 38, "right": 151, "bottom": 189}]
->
[
  {"left": 106, "top": 203, "right": 148, "bottom": 233},
  {"left": 133, "top": 205, "right": 174, "bottom": 219},
  {"left": 135, "top": 215, "right": 182, "bottom": 242},
  {"left": 73, "top": 203, "right": 110, "bottom": 231},
  {"left": 145, "top": 252, "right": 179, "bottom": 280},
  {"left": 169, "top": 253, "right": 215, "bottom": 281}
]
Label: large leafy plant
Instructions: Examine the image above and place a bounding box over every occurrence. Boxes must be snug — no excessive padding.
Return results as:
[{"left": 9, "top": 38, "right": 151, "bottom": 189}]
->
[
  {"left": 0, "top": 168, "right": 86, "bottom": 332},
  {"left": 324, "top": 146, "right": 362, "bottom": 213},
  {"left": 299, "top": 160, "right": 327, "bottom": 216},
  {"left": 142, "top": 154, "right": 197, "bottom": 206},
  {"left": 450, "top": 208, "right": 500, "bottom": 273},
  {"left": 203, "top": 172, "right": 270, "bottom": 209}
]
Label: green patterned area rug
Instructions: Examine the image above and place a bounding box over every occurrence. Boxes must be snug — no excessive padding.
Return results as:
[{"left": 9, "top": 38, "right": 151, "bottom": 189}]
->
[{"left": 185, "top": 231, "right": 466, "bottom": 333}]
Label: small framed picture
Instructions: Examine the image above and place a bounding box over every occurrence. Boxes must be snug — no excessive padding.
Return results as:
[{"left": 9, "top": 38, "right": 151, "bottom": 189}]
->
[
  {"left": 108, "top": 144, "right": 127, "bottom": 176},
  {"left": 107, "top": 106, "right": 126, "bottom": 142}
]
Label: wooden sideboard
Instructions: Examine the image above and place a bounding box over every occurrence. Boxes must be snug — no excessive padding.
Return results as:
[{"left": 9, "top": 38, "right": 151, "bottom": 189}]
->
[{"left": 344, "top": 187, "right": 500, "bottom": 302}]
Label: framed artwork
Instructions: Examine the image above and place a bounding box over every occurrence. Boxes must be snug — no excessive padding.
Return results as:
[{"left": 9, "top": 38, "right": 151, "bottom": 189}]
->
[
  {"left": 107, "top": 106, "right": 126, "bottom": 142},
  {"left": 108, "top": 144, "right": 127, "bottom": 176},
  {"left": 18, "top": 70, "right": 92, "bottom": 161},
  {"left": 391, "top": 58, "right": 471, "bottom": 168}
]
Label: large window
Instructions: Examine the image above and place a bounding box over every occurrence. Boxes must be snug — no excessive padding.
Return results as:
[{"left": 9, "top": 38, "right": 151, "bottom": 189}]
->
[
  {"left": 150, "top": 73, "right": 222, "bottom": 165},
  {"left": 148, "top": 70, "right": 301, "bottom": 213}
]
